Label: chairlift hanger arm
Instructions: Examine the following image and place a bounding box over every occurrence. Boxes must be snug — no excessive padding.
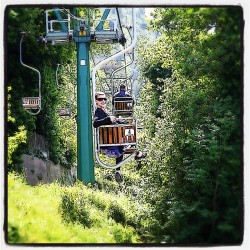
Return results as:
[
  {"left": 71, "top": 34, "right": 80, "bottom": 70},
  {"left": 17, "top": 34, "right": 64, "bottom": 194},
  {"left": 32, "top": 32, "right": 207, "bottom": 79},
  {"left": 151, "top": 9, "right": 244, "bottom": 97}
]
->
[
  {"left": 52, "top": 7, "right": 69, "bottom": 32},
  {"left": 95, "top": 8, "right": 111, "bottom": 31},
  {"left": 20, "top": 33, "right": 41, "bottom": 98},
  {"left": 55, "top": 64, "right": 61, "bottom": 88},
  {"left": 90, "top": 48, "right": 103, "bottom": 89},
  {"left": 110, "top": 49, "right": 134, "bottom": 94},
  {"left": 56, "top": 63, "right": 76, "bottom": 89}
]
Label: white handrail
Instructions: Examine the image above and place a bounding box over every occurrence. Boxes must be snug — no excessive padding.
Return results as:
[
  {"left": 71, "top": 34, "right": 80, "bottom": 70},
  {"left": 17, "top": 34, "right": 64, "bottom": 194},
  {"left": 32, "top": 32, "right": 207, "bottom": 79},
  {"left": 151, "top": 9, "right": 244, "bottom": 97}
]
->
[{"left": 92, "top": 8, "right": 137, "bottom": 169}]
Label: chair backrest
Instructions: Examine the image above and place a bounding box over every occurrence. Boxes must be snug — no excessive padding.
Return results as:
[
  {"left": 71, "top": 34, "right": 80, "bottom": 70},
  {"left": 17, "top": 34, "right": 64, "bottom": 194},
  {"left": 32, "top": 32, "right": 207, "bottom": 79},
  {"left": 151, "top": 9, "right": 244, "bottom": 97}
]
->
[
  {"left": 58, "top": 108, "right": 71, "bottom": 117},
  {"left": 98, "top": 124, "right": 137, "bottom": 147},
  {"left": 22, "top": 97, "right": 41, "bottom": 110},
  {"left": 113, "top": 96, "right": 134, "bottom": 116}
]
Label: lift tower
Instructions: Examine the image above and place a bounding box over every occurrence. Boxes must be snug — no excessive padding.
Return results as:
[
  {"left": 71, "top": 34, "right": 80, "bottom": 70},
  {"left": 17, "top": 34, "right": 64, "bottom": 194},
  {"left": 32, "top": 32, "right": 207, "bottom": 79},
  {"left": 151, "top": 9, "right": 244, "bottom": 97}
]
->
[
  {"left": 74, "top": 19, "right": 94, "bottom": 184},
  {"left": 43, "top": 8, "right": 126, "bottom": 184}
]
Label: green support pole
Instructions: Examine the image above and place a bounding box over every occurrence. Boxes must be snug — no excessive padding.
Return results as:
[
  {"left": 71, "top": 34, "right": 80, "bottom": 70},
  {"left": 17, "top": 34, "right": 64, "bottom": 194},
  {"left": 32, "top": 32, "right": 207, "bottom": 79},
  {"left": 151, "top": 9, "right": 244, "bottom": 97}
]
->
[{"left": 76, "top": 41, "right": 94, "bottom": 184}]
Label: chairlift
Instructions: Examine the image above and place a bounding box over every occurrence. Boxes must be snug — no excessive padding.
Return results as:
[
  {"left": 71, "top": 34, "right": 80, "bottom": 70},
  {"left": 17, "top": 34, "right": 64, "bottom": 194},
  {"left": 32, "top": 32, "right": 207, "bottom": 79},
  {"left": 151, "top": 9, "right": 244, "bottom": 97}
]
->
[
  {"left": 110, "top": 25, "right": 135, "bottom": 96},
  {"left": 110, "top": 48, "right": 135, "bottom": 116},
  {"left": 20, "top": 32, "right": 42, "bottom": 115},
  {"left": 58, "top": 108, "right": 71, "bottom": 117},
  {"left": 92, "top": 8, "right": 137, "bottom": 169}
]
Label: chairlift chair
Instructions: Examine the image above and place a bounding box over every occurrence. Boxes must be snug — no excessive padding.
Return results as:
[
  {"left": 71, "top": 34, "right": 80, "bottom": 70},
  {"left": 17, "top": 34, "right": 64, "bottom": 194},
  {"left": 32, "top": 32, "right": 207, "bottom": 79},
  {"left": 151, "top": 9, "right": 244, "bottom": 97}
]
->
[
  {"left": 22, "top": 97, "right": 41, "bottom": 110},
  {"left": 20, "top": 32, "right": 42, "bottom": 115},
  {"left": 94, "top": 118, "right": 138, "bottom": 169},
  {"left": 58, "top": 108, "right": 72, "bottom": 117},
  {"left": 91, "top": 9, "right": 138, "bottom": 169}
]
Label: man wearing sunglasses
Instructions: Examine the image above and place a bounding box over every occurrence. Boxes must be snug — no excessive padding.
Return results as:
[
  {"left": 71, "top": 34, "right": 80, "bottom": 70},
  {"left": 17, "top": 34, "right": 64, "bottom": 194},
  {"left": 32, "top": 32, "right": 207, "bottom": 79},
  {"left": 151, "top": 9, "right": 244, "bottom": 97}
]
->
[{"left": 93, "top": 91, "right": 146, "bottom": 183}]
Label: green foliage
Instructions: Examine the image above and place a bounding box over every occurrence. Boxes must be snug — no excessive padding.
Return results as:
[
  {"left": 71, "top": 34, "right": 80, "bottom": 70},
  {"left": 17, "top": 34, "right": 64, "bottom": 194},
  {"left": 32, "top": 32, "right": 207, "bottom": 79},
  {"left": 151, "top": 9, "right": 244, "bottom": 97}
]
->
[
  {"left": 6, "top": 7, "right": 78, "bottom": 168},
  {"left": 7, "top": 125, "right": 27, "bottom": 166},
  {"left": 6, "top": 6, "right": 243, "bottom": 246},
  {"left": 8, "top": 224, "right": 25, "bottom": 243},
  {"left": 60, "top": 189, "right": 92, "bottom": 227},
  {"left": 137, "top": 7, "right": 242, "bottom": 244},
  {"left": 108, "top": 202, "right": 126, "bottom": 225},
  {"left": 7, "top": 87, "right": 27, "bottom": 167},
  {"left": 8, "top": 172, "right": 142, "bottom": 244},
  {"left": 112, "top": 224, "right": 136, "bottom": 244}
]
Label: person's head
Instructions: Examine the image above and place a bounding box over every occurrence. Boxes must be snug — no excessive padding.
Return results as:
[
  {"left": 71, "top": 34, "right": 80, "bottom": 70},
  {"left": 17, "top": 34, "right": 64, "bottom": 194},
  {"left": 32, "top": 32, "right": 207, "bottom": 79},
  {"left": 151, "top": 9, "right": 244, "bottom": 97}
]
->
[
  {"left": 95, "top": 91, "right": 107, "bottom": 109},
  {"left": 119, "top": 84, "right": 126, "bottom": 96}
]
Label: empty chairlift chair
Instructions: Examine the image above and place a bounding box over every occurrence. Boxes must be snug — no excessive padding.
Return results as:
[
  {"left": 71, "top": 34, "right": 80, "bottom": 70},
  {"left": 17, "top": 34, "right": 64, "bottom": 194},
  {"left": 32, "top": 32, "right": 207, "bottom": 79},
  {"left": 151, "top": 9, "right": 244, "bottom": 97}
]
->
[
  {"left": 20, "top": 32, "right": 42, "bottom": 115},
  {"left": 22, "top": 97, "right": 41, "bottom": 110}
]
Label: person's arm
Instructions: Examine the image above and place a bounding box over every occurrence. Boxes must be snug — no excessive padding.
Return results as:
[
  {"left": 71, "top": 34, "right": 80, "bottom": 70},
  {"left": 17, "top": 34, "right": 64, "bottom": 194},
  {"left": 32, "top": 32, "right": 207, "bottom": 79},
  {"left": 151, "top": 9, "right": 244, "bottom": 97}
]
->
[{"left": 93, "top": 109, "right": 112, "bottom": 128}]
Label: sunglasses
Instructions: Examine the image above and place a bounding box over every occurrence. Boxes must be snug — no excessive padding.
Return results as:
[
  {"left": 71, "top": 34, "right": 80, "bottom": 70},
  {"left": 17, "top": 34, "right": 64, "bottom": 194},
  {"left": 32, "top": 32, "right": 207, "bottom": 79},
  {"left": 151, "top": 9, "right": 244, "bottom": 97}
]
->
[{"left": 96, "top": 97, "right": 107, "bottom": 101}]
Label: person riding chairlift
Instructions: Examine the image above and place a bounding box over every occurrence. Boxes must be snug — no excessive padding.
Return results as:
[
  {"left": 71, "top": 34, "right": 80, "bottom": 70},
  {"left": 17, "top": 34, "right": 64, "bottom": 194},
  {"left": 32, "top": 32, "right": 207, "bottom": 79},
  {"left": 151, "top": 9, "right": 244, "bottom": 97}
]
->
[
  {"left": 112, "top": 84, "right": 133, "bottom": 106},
  {"left": 93, "top": 91, "right": 146, "bottom": 183}
]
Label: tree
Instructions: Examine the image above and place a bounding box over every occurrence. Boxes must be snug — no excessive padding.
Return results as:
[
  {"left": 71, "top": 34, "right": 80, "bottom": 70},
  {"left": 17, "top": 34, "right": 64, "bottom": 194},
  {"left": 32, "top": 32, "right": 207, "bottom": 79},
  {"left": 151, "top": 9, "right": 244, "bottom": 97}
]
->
[
  {"left": 7, "top": 87, "right": 27, "bottom": 168},
  {"left": 6, "top": 7, "right": 77, "bottom": 167},
  {"left": 137, "top": 7, "right": 242, "bottom": 244}
]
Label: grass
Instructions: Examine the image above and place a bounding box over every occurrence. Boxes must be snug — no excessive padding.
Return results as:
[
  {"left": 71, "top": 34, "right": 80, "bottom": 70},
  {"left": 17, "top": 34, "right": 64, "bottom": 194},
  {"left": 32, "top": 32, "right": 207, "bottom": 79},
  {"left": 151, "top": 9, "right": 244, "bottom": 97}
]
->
[{"left": 7, "top": 171, "right": 142, "bottom": 244}]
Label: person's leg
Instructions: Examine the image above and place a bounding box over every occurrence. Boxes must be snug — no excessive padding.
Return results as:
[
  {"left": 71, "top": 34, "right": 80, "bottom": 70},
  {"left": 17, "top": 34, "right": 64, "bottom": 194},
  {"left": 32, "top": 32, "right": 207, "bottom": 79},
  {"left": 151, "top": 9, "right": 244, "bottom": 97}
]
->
[
  {"left": 115, "top": 155, "right": 123, "bottom": 182},
  {"left": 115, "top": 154, "right": 123, "bottom": 170}
]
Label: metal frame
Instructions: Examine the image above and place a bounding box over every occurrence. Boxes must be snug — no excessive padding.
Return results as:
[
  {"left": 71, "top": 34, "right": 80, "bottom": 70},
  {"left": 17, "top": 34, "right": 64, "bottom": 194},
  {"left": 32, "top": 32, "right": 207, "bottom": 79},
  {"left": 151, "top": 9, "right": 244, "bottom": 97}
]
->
[
  {"left": 45, "top": 9, "right": 73, "bottom": 45},
  {"left": 110, "top": 26, "right": 134, "bottom": 96},
  {"left": 90, "top": 8, "right": 123, "bottom": 44}
]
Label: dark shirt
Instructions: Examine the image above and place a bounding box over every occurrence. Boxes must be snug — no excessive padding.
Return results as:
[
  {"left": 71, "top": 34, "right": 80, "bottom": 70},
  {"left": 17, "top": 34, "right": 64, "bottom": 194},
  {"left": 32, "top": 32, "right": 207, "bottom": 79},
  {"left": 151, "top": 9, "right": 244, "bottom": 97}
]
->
[
  {"left": 112, "top": 91, "right": 131, "bottom": 105},
  {"left": 93, "top": 107, "right": 124, "bottom": 155},
  {"left": 93, "top": 108, "right": 112, "bottom": 128}
]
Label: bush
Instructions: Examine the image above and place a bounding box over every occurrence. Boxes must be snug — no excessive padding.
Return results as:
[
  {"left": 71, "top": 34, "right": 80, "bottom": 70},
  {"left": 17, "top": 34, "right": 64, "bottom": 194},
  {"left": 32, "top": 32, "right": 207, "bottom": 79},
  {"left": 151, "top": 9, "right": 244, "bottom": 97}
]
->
[
  {"left": 107, "top": 201, "right": 126, "bottom": 225},
  {"left": 8, "top": 224, "right": 24, "bottom": 243},
  {"left": 60, "top": 190, "right": 92, "bottom": 228},
  {"left": 112, "top": 225, "right": 135, "bottom": 243}
]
